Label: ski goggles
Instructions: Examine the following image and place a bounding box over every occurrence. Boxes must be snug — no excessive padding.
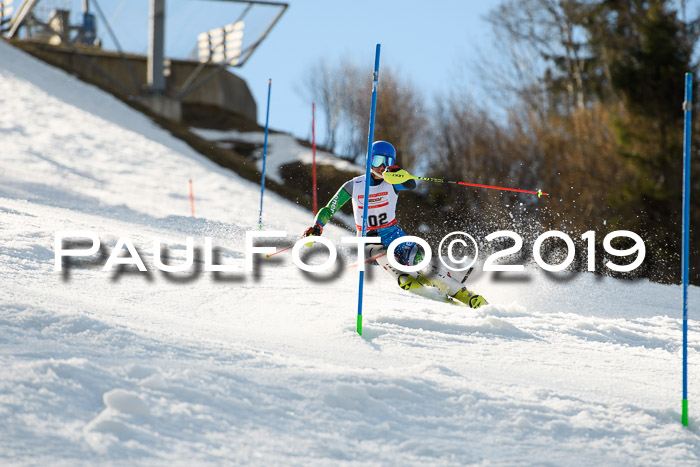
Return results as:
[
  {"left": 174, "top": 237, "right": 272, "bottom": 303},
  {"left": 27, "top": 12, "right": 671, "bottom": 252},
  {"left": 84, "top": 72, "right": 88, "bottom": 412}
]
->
[{"left": 370, "top": 154, "right": 395, "bottom": 168}]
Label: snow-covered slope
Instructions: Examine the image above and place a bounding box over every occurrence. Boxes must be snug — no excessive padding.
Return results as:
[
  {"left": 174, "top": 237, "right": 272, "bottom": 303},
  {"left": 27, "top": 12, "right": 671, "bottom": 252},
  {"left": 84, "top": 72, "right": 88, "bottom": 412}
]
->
[
  {"left": 190, "top": 127, "right": 363, "bottom": 185},
  {"left": 1, "top": 39, "right": 700, "bottom": 465}
]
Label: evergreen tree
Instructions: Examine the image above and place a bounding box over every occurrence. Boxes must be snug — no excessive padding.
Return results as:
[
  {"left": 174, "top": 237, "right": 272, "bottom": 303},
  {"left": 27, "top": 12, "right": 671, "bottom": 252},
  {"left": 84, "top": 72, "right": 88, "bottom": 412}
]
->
[{"left": 580, "top": 0, "right": 698, "bottom": 281}]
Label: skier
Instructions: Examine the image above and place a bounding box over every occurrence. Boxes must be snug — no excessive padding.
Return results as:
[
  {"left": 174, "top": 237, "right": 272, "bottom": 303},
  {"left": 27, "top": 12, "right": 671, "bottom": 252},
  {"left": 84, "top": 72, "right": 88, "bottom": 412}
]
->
[{"left": 301, "top": 140, "right": 487, "bottom": 308}]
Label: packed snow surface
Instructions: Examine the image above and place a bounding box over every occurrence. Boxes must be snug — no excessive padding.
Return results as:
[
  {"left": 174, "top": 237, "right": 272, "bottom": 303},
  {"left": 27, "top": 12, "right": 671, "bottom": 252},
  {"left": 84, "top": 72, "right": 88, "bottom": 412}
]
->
[{"left": 1, "top": 39, "right": 700, "bottom": 465}]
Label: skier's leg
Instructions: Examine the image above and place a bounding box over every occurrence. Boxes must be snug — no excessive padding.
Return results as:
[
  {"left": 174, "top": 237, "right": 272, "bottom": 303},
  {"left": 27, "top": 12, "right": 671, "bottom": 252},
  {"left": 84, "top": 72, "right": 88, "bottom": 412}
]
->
[
  {"left": 417, "top": 261, "right": 488, "bottom": 309},
  {"left": 367, "top": 227, "right": 486, "bottom": 307},
  {"left": 417, "top": 262, "right": 464, "bottom": 295},
  {"left": 368, "top": 228, "right": 425, "bottom": 292},
  {"left": 366, "top": 244, "right": 423, "bottom": 292}
]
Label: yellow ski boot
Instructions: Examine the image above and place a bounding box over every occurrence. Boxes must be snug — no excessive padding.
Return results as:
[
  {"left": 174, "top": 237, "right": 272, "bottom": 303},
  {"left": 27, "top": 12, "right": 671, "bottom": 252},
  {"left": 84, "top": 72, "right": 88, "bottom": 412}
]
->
[
  {"left": 397, "top": 274, "right": 424, "bottom": 291},
  {"left": 452, "top": 287, "right": 488, "bottom": 309}
]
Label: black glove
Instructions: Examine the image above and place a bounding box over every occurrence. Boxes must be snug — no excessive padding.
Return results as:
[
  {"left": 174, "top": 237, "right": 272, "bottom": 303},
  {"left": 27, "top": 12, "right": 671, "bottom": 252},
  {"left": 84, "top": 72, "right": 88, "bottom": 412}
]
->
[
  {"left": 386, "top": 165, "right": 402, "bottom": 173},
  {"left": 302, "top": 223, "right": 323, "bottom": 238}
]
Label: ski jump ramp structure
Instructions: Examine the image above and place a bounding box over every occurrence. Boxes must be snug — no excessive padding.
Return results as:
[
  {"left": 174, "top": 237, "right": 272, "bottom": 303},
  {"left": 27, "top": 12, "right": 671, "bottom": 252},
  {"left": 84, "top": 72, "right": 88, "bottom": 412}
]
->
[{"left": 1, "top": 0, "right": 287, "bottom": 123}]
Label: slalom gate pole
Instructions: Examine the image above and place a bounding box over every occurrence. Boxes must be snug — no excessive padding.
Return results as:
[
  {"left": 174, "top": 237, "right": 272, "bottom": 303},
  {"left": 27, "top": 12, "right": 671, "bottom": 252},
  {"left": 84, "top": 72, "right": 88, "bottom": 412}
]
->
[
  {"left": 682, "top": 72, "right": 693, "bottom": 427},
  {"left": 356, "top": 44, "right": 381, "bottom": 336},
  {"left": 312, "top": 102, "right": 318, "bottom": 214},
  {"left": 189, "top": 179, "right": 195, "bottom": 217},
  {"left": 258, "top": 79, "right": 272, "bottom": 229}
]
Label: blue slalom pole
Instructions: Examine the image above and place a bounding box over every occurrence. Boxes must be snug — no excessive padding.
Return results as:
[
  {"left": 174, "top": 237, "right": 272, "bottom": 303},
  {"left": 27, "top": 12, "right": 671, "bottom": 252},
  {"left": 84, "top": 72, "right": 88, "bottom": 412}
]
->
[
  {"left": 356, "top": 44, "right": 381, "bottom": 336},
  {"left": 258, "top": 79, "right": 272, "bottom": 229},
  {"left": 682, "top": 72, "right": 693, "bottom": 427}
]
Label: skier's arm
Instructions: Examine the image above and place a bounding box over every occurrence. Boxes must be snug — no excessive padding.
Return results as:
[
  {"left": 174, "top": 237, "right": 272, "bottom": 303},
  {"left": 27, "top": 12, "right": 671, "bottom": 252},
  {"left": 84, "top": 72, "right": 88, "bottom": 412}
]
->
[
  {"left": 393, "top": 179, "right": 416, "bottom": 192},
  {"left": 313, "top": 181, "right": 353, "bottom": 227},
  {"left": 385, "top": 165, "right": 416, "bottom": 192}
]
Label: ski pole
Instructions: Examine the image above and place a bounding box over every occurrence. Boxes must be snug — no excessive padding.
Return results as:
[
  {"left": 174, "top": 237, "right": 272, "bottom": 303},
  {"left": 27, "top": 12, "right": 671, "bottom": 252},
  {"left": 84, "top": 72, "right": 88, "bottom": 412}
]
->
[
  {"left": 383, "top": 169, "right": 548, "bottom": 197},
  {"left": 263, "top": 238, "right": 317, "bottom": 258},
  {"left": 264, "top": 245, "right": 292, "bottom": 259},
  {"left": 346, "top": 250, "right": 387, "bottom": 269}
]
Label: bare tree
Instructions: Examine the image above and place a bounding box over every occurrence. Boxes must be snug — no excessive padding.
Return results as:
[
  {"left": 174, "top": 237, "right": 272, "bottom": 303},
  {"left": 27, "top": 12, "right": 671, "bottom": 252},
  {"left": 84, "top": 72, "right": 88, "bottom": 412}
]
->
[
  {"left": 430, "top": 91, "right": 526, "bottom": 225},
  {"left": 299, "top": 58, "right": 427, "bottom": 170},
  {"left": 374, "top": 70, "right": 427, "bottom": 171},
  {"left": 484, "top": 0, "right": 594, "bottom": 115},
  {"left": 299, "top": 59, "right": 344, "bottom": 152}
]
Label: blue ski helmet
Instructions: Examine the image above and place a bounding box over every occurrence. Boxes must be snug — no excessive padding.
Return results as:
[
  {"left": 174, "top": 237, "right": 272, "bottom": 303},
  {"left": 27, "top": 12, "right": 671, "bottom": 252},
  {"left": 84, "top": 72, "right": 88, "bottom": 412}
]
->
[{"left": 370, "top": 141, "right": 396, "bottom": 168}]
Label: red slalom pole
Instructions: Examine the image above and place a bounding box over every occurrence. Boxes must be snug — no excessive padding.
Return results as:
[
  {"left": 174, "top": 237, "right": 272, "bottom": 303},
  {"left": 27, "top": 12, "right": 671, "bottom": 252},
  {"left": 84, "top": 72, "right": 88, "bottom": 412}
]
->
[
  {"left": 189, "top": 179, "right": 195, "bottom": 217},
  {"left": 312, "top": 102, "right": 318, "bottom": 214}
]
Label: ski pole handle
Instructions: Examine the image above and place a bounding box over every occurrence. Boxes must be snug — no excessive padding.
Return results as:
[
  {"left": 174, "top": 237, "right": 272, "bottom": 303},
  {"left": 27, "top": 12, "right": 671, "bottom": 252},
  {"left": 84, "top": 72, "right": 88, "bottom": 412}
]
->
[{"left": 381, "top": 169, "right": 419, "bottom": 184}]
